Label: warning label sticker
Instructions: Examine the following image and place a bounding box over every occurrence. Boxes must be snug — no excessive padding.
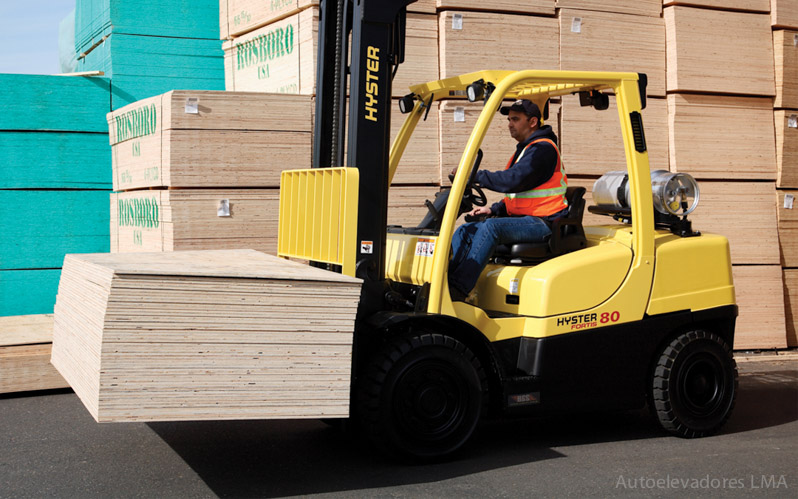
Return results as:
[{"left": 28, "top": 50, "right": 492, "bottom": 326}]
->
[{"left": 415, "top": 238, "right": 435, "bottom": 257}]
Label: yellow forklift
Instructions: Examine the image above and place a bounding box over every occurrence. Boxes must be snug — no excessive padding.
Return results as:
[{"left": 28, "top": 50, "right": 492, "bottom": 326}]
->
[{"left": 279, "top": 0, "right": 738, "bottom": 460}]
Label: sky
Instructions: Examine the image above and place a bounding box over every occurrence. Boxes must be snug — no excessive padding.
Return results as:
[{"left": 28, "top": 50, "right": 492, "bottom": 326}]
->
[{"left": 0, "top": 0, "right": 77, "bottom": 75}]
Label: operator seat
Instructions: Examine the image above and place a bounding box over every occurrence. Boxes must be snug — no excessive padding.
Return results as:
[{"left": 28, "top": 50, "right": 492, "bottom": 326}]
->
[{"left": 493, "top": 186, "right": 587, "bottom": 264}]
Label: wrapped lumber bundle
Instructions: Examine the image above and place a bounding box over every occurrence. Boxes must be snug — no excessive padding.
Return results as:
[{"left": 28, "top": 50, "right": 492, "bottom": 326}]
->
[
  {"left": 75, "top": 0, "right": 220, "bottom": 55},
  {"left": 438, "top": 100, "right": 560, "bottom": 184},
  {"left": 662, "top": 1, "right": 769, "bottom": 12},
  {"left": 50, "top": 249, "right": 361, "bottom": 422},
  {"left": 438, "top": 11, "right": 558, "bottom": 79},
  {"left": 774, "top": 30, "right": 798, "bottom": 109},
  {"left": 777, "top": 189, "right": 798, "bottom": 267},
  {"left": 775, "top": 110, "right": 798, "bottom": 188},
  {"left": 559, "top": 95, "right": 668, "bottom": 174},
  {"left": 667, "top": 94, "right": 776, "bottom": 180},
  {"left": 664, "top": 6, "right": 774, "bottom": 96},
  {"left": 0, "top": 315, "right": 67, "bottom": 394},
  {"left": 554, "top": 0, "right": 661, "bottom": 16},
  {"left": 437, "top": 0, "right": 554, "bottom": 15},
  {"left": 108, "top": 91, "right": 312, "bottom": 190},
  {"left": 558, "top": 9, "right": 666, "bottom": 96},
  {"left": 772, "top": 0, "right": 798, "bottom": 29},
  {"left": 77, "top": 34, "right": 224, "bottom": 109},
  {"left": 223, "top": 8, "right": 438, "bottom": 97},
  {"left": 732, "top": 266, "right": 788, "bottom": 350},
  {"left": 220, "top": 0, "right": 436, "bottom": 39},
  {"left": 784, "top": 269, "right": 798, "bottom": 347}
]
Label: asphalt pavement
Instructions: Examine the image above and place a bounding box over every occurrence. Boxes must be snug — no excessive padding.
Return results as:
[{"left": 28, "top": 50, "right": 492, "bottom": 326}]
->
[{"left": 1, "top": 356, "right": 796, "bottom": 498}]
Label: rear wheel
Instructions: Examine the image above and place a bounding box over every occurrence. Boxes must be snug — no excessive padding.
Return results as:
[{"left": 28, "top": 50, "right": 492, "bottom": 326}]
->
[
  {"left": 651, "top": 330, "right": 737, "bottom": 438},
  {"left": 358, "top": 332, "right": 487, "bottom": 460}
]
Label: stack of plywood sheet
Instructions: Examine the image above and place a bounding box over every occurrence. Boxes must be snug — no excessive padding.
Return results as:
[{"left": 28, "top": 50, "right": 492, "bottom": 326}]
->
[
  {"left": 777, "top": 189, "right": 798, "bottom": 268},
  {"left": 775, "top": 110, "right": 798, "bottom": 188},
  {"left": 773, "top": 30, "right": 798, "bottom": 109},
  {"left": 0, "top": 315, "right": 67, "bottom": 394},
  {"left": 222, "top": 5, "right": 438, "bottom": 97},
  {"left": 783, "top": 269, "right": 798, "bottom": 347},
  {"left": 772, "top": 0, "right": 798, "bottom": 29},
  {"left": 51, "top": 249, "right": 361, "bottom": 422},
  {"left": 555, "top": 0, "right": 661, "bottom": 17},
  {"left": 664, "top": 6, "right": 774, "bottom": 96},
  {"left": 667, "top": 94, "right": 776, "bottom": 180},
  {"left": 108, "top": 90, "right": 312, "bottom": 190},
  {"left": 438, "top": 11, "right": 558, "bottom": 79},
  {"left": 560, "top": 94, "right": 668, "bottom": 175},
  {"left": 558, "top": 8, "right": 665, "bottom": 96}
]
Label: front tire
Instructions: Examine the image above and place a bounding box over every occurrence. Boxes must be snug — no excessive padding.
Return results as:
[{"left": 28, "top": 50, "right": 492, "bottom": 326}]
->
[
  {"left": 358, "top": 333, "right": 487, "bottom": 460},
  {"left": 651, "top": 330, "right": 738, "bottom": 438}
]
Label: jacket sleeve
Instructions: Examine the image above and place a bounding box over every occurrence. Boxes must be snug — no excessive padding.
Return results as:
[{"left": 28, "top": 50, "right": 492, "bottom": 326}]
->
[
  {"left": 474, "top": 142, "right": 558, "bottom": 194},
  {"left": 489, "top": 199, "right": 507, "bottom": 216}
]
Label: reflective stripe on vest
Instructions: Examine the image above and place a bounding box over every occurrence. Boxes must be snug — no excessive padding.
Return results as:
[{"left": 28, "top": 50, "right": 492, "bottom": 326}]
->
[{"left": 503, "top": 138, "right": 568, "bottom": 217}]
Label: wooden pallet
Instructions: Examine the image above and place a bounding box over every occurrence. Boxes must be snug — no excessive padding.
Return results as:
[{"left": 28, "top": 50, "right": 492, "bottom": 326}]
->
[
  {"left": 665, "top": 6, "right": 774, "bottom": 96},
  {"left": 560, "top": 95, "right": 668, "bottom": 175},
  {"left": 438, "top": 11, "right": 558, "bottom": 79},
  {"left": 668, "top": 94, "right": 776, "bottom": 180},
  {"left": 108, "top": 90, "right": 312, "bottom": 190},
  {"left": 559, "top": 8, "right": 665, "bottom": 96},
  {"left": 50, "top": 250, "right": 361, "bottom": 422}
]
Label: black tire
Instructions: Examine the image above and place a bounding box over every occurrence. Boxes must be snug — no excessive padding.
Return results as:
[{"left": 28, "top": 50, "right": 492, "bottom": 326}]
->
[
  {"left": 358, "top": 333, "right": 488, "bottom": 460},
  {"left": 651, "top": 330, "right": 738, "bottom": 438}
]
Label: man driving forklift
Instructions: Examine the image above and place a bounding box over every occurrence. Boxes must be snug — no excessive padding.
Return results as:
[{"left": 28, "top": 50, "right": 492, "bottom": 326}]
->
[{"left": 448, "top": 99, "right": 569, "bottom": 301}]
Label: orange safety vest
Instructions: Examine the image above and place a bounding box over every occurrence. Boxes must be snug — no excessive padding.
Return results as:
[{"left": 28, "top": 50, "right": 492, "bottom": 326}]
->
[{"left": 503, "top": 138, "right": 568, "bottom": 217}]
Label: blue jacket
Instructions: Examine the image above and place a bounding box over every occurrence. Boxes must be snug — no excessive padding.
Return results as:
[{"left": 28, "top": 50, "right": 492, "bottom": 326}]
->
[{"left": 474, "top": 125, "right": 559, "bottom": 216}]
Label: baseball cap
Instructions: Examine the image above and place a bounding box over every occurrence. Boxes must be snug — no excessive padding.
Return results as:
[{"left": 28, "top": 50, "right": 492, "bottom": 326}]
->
[{"left": 500, "top": 99, "right": 541, "bottom": 119}]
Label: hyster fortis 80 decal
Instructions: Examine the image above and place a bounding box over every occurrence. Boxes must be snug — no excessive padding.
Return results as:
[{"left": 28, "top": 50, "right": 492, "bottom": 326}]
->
[{"left": 557, "top": 311, "right": 620, "bottom": 330}]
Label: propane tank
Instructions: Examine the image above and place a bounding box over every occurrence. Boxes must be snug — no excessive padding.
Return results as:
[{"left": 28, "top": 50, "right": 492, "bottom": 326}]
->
[{"left": 592, "top": 170, "right": 699, "bottom": 216}]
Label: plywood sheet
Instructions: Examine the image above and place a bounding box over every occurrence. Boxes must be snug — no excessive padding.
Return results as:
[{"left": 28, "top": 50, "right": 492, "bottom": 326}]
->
[
  {"left": 774, "top": 30, "right": 798, "bottom": 109},
  {"left": 665, "top": 6, "right": 774, "bottom": 96},
  {"left": 439, "top": 11, "right": 559, "bottom": 79},
  {"left": 0, "top": 314, "right": 53, "bottom": 347},
  {"left": 559, "top": 9, "right": 665, "bottom": 96},
  {"left": 667, "top": 94, "right": 776, "bottom": 180},
  {"left": 0, "top": 344, "right": 68, "bottom": 394},
  {"left": 732, "top": 265, "right": 788, "bottom": 349},
  {"left": 560, "top": 95, "right": 668, "bottom": 175}
]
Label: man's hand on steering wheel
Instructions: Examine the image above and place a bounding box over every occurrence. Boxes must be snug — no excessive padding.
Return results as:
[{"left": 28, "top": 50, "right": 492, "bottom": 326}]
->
[{"left": 467, "top": 205, "right": 492, "bottom": 217}]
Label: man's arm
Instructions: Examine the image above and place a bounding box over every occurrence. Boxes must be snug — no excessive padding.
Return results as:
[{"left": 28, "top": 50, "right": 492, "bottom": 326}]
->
[{"left": 474, "top": 142, "right": 558, "bottom": 194}]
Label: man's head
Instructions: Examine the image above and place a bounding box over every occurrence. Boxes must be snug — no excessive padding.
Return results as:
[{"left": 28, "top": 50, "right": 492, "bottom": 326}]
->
[{"left": 500, "top": 99, "right": 541, "bottom": 143}]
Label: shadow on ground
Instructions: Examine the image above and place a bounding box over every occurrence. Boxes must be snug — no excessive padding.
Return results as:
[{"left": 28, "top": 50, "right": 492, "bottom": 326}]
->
[{"left": 148, "top": 364, "right": 797, "bottom": 497}]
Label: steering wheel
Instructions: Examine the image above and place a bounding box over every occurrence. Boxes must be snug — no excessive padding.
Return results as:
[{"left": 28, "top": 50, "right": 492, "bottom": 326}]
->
[{"left": 449, "top": 149, "right": 487, "bottom": 208}]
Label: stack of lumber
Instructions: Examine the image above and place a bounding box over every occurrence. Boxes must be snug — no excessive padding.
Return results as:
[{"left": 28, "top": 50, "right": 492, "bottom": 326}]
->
[
  {"left": 772, "top": 4, "right": 798, "bottom": 348},
  {"left": 222, "top": 4, "right": 438, "bottom": 98},
  {"left": 108, "top": 91, "right": 312, "bottom": 190},
  {"left": 0, "top": 315, "right": 67, "bottom": 394},
  {"left": 73, "top": 0, "right": 224, "bottom": 110},
  {"left": 51, "top": 249, "right": 361, "bottom": 422}
]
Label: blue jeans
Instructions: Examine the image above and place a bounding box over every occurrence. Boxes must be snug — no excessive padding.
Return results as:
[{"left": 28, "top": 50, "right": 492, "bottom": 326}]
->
[{"left": 448, "top": 216, "right": 552, "bottom": 295}]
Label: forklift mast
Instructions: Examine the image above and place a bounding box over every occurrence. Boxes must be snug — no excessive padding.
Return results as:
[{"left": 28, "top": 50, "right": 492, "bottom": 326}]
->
[{"left": 312, "top": 0, "right": 416, "bottom": 316}]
